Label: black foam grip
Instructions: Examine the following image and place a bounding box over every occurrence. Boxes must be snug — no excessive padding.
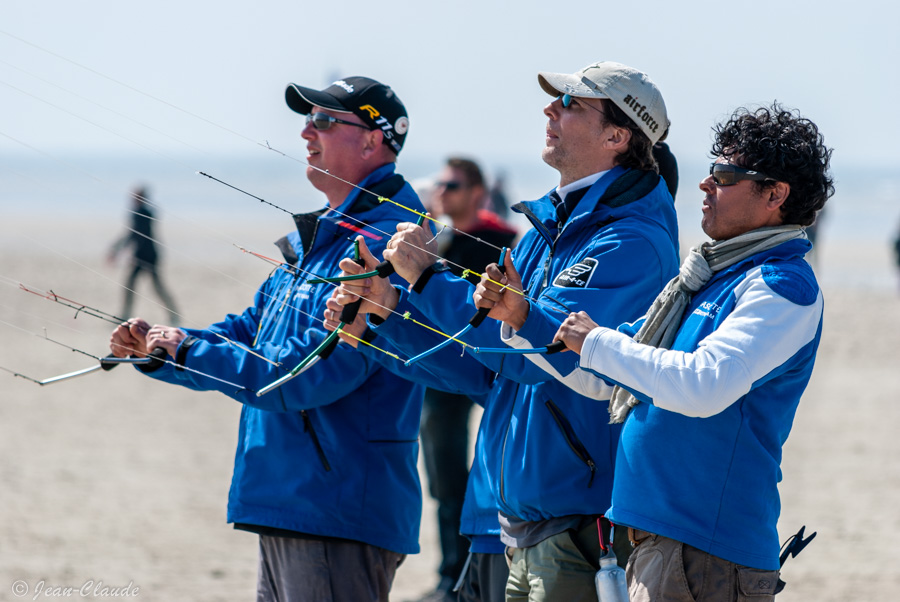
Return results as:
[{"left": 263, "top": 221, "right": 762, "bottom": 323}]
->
[
  {"left": 318, "top": 335, "right": 340, "bottom": 360},
  {"left": 99, "top": 346, "right": 169, "bottom": 371},
  {"left": 99, "top": 355, "right": 120, "bottom": 371},
  {"left": 340, "top": 256, "right": 365, "bottom": 323},
  {"left": 375, "top": 261, "right": 395, "bottom": 278},
  {"left": 468, "top": 256, "right": 508, "bottom": 329},
  {"left": 544, "top": 341, "right": 566, "bottom": 355},
  {"left": 340, "top": 300, "right": 362, "bottom": 323},
  {"left": 544, "top": 341, "right": 566, "bottom": 354},
  {"left": 468, "top": 306, "right": 490, "bottom": 328},
  {"left": 145, "top": 347, "right": 169, "bottom": 369}
]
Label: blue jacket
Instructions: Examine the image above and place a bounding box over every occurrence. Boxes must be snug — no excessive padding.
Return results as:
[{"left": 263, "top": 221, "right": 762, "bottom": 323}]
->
[
  {"left": 363, "top": 167, "right": 680, "bottom": 539},
  {"left": 140, "top": 164, "right": 427, "bottom": 554},
  {"left": 358, "top": 320, "right": 504, "bottom": 553},
  {"left": 577, "top": 239, "right": 824, "bottom": 569}
]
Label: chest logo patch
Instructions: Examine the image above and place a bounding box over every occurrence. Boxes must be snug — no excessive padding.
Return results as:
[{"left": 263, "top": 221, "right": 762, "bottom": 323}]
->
[
  {"left": 552, "top": 258, "right": 598, "bottom": 288},
  {"left": 692, "top": 301, "right": 721, "bottom": 319}
]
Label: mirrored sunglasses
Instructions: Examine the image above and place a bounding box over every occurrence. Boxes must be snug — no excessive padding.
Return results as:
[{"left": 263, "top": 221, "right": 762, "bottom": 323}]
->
[
  {"left": 306, "top": 112, "right": 372, "bottom": 131},
  {"left": 709, "top": 163, "right": 775, "bottom": 186},
  {"left": 556, "top": 94, "right": 606, "bottom": 118}
]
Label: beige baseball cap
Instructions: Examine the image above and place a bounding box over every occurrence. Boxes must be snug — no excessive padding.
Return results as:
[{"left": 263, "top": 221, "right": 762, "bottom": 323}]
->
[{"left": 538, "top": 61, "right": 670, "bottom": 144}]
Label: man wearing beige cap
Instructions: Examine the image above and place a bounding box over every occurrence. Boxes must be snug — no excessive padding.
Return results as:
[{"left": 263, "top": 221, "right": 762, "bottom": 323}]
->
[{"left": 332, "top": 61, "right": 680, "bottom": 600}]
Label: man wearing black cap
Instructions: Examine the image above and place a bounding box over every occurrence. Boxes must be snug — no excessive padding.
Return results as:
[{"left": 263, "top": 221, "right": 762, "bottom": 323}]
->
[{"left": 109, "top": 76, "right": 427, "bottom": 602}]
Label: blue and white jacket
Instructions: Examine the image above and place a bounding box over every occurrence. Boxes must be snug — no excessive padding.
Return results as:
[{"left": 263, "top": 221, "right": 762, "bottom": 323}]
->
[
  {"left": 515, "top": 238, "right": 823, "bottom": 569},
  {"left": 361, "top": 167, "right": 679, "bottom": 542},
  {"left": 139, "top": 164, "right": 427, "bottom": 555}
]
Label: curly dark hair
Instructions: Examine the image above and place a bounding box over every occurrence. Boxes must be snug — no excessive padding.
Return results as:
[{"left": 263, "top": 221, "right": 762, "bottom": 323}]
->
[
  {"left": 601, "top": 99, "right": 659, "bottom": 173},
  {"left": 711, "top": 103, "right": 834, "bottom": 226}
]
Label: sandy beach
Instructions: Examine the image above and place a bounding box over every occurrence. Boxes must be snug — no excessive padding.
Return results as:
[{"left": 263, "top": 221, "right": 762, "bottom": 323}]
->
[{"left": 1, "top": 213, "right": 898, "bottom": 601}]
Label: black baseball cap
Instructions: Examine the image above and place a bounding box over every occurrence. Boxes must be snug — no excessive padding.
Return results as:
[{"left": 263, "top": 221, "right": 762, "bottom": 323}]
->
[{"left": 285, "top": 76, "right": 409, "bottom": 155}]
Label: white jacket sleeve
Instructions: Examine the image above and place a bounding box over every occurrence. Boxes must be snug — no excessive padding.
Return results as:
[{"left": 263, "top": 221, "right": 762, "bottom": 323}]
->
[
  {"left": 502, "top": 322, "right": 616, "bottom": 400},
  {"left": 577, "top": 267, "right": 823, "bottom": 417}
]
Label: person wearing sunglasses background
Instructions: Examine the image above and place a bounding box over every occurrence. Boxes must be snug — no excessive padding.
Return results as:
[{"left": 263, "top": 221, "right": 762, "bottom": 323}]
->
[
  {"left": 514, "top": 103, "right": 833, "bottom": 601},
  {"left": 330, "top": 61, "right": 680, "bottom": 601},
  {"left": 109, "top": 76, "right": 430, "bottom": 602},
  {"left": 411, "top": 157, "right": 517, "bottom": 602}
]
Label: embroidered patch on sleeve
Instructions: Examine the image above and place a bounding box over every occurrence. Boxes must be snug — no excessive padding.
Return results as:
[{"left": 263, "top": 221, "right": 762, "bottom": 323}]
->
[{"left": 552, "top": 258, "right": 598, "bottom": 288}]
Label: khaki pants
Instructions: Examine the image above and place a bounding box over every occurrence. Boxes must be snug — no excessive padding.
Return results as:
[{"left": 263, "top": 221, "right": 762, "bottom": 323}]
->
[
  {"left": 505, "top": 521, "right": 631, "bottom": 601},
  {"left": 626, "top": 529, "right": 780, "bottom": 602}
]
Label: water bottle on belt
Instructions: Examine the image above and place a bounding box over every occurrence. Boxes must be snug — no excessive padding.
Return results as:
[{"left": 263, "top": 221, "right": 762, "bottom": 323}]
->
[{"left": 594, "top": 524, "right": 628, "bottom": 602}]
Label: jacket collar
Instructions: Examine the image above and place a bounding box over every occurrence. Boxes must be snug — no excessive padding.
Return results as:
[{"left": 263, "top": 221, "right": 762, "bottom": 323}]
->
[
  {"left": 278, "top": 163, "right": 403, "bottom": 262},
  {"left": 513, "top": 166, "right": 669, "bottom": 247}
]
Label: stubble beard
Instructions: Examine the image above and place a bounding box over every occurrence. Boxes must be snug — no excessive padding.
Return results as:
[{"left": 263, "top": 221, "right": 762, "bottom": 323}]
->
[{"left": 542, "top": 144, "right": 566, "bottom": 171}]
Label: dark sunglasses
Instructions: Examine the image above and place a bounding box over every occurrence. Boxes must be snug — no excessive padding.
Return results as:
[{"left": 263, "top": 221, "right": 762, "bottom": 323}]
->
[
  {"left": 709, "top": 163, "right": 775, "bottom": 186},
  {"left": 556, "top": 94, "right": 606, "bottom": 118},
  {"left": 435, "top": 180, "right": 466, "bottom": 192},
  {"left": 306, "top": 112, "right": 372, "bottom": 131}
]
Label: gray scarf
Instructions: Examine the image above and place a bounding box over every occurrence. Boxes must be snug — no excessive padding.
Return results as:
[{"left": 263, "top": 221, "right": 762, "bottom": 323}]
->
[{"left": 608, "top": 224, "right": 807, "bottom": 423}]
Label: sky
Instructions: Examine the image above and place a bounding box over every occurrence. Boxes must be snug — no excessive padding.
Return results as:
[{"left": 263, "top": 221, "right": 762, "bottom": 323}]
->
[{"left": 1, "top": 0, "right": 898, "bottom": 218}]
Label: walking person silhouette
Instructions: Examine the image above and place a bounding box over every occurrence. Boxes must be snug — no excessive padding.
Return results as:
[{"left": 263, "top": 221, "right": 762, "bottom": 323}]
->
[{"left": 107, "top": 185, "right": 180, "bottom": 325}]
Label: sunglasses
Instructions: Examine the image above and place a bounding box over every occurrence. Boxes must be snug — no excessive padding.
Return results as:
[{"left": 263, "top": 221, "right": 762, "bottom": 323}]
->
[
  {"left": 709, "top": 163, "right": 775, "bottom": 186},
  {"left": 556, "top": 94, "right": 606, "bottom": 118},
  {"left": 306, "top": 112, "right": 372, "bottom": 131},
  {"left": 435, "top": 181, "right": 466, "bottom": 192}
]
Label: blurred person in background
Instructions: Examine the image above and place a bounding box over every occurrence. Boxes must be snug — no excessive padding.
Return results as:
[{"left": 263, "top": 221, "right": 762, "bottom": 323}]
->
[
  {"left": 487, "top": 170, "right": 510, "bottom": 220},
  {"left": 893, "top": 216, "right": 900, "bottom": 291},
  {"left": 414, "top": 157, "right": 516, "bottom": 602},
  {"left": 107, "top": 185, "right": 180, "bottom": 325}
]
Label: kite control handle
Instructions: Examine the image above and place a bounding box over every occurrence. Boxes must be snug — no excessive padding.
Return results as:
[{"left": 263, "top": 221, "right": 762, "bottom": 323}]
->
[
  {"left": 372, "top": 213, "right": 427, "bottom": 280},
  {"left": 99, "top": 347, "right": 169, "bottom": 371},
  {"left": 544, "top": 341, "right": 567, "bottom": 354},
  {"left": 339, "top": 255, "right": 366, "bottom": 324},
  {"left": 469, "top": 248, "right": 509, "bottom": 328}
]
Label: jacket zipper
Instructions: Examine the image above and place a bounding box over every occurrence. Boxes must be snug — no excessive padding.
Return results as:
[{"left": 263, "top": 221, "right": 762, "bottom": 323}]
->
[
  {"left": 544, "top": 400, "right": 596, "bottom": 488},
  {"left": 542, "top": 249, "right": 554, "bottom": 289},
  {"left": 301, "top": 410, "right": 332, "bottom": 472},
  {"left": 541, "top": 220, "right": 568, "bottom": 291}
]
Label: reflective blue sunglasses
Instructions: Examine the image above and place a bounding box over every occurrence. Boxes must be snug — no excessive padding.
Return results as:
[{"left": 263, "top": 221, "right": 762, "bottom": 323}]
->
[{"left": 556, "top": 94, "right": 606, "bottom": 118}]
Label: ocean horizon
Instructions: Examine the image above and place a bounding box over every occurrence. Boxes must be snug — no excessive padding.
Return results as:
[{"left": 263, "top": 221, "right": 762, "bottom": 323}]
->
[{"left": 2, "top": 152, "right": 898, "bottom": 292}]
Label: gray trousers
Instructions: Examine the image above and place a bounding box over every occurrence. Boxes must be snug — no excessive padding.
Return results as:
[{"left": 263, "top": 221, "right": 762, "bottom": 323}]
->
[
  {"left": 626, "top": 529, "right": 780, "bottom": 602},
  {"left": 256, "top": 534, "right": 405, "bottom": 602}
]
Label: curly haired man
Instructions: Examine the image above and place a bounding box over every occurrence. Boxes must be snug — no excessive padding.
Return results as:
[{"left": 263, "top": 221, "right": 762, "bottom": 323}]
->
[{"left": 512, "top": 103, "right": 833, "bottom": 601}]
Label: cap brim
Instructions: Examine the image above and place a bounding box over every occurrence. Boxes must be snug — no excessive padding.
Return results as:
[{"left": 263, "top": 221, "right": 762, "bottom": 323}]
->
[
  {"left": 537, "top": 71, "right": 608, "bottom": 99},
  {"left": 285, "top": 84, "right": 353, "bottom": 115}
]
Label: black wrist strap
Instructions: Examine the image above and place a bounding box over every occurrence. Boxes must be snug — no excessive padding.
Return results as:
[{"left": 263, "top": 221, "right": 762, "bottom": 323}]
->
[
  {"left": 361, "top": 327, "right": 378, "bottom": 344},
  {"left": 412, "top": 263, "right": 444, "bottom": 294},
  {"left": 175, "top": 336, "right": 198, "bottom": 370}
]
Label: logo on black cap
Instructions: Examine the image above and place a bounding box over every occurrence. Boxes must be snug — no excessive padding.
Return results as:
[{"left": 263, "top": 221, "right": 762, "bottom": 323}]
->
[{"left": 285, "top": 76, "right": 409, "bottom": 155}]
